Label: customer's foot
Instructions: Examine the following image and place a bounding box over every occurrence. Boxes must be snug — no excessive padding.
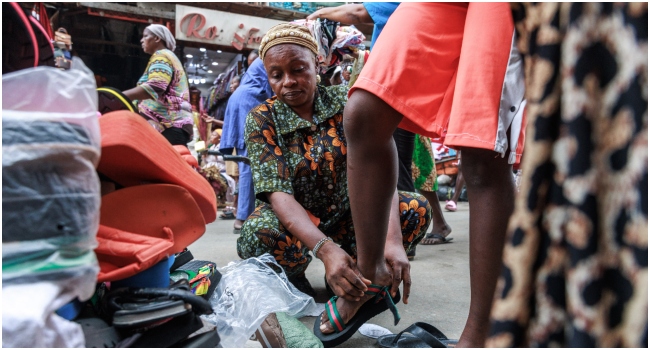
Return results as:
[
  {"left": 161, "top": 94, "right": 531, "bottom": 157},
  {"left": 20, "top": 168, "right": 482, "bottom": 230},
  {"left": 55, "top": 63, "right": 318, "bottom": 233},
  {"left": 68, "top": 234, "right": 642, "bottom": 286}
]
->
[
  {"left": 318, "top": 273, "right": 392, "bottom": 335},
  {"left": 288, "top": 274, "right": 316, "bottom": 297}
]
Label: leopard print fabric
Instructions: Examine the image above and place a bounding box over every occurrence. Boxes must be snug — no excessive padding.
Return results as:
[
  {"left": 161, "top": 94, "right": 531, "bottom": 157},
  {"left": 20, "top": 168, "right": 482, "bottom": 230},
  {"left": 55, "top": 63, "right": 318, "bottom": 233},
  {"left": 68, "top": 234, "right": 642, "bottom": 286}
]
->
[{"left": 488, "top": 3, "right": 647, "bottom": 347}]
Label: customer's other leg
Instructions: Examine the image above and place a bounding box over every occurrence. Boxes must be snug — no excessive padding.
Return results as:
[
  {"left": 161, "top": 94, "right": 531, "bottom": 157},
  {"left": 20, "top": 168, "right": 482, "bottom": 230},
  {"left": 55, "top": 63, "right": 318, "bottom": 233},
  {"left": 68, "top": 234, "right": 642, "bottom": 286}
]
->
[
  {"left": 457, "top": 147, "right": 514, "bottom": 347},
  {"left": 394, "top": 128, "right": 416, "bottom": 192}
]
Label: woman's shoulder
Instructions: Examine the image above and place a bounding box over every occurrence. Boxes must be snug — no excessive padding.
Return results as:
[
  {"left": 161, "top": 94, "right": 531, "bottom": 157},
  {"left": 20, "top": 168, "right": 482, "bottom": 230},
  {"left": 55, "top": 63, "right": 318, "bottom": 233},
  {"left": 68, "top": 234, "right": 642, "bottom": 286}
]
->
[
  {"left": 249, "top": 96, "right": 279, "bottom": 115},
  {"left": 317, "top": 85, "right": 348, "bottom": 114},
  {"left": 150, "top": 49, "right": 180, "bottom": 64},
  {"left": 322, "top": 84, "right": 349, "bottom": 98}
]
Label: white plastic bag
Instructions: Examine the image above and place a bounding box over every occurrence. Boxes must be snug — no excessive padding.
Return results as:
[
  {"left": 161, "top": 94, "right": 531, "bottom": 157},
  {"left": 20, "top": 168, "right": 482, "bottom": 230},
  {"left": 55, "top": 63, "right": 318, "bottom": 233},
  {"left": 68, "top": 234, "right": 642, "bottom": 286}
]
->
[
  {"left": 203, "top": 254, "right": 321, "bottom": 348},
  {"left": 2, "top": 58, "right": 100, "bottom": 286}
]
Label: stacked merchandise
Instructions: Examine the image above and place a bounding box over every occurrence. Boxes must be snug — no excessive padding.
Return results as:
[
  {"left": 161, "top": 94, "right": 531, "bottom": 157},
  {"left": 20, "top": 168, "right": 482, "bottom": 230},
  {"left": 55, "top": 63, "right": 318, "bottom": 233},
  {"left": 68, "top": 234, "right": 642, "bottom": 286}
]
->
[
  {"left": 2, "top": 59, "right": 101, "bottom": 348},
  {"left": 79, "top": 110, "right": 221, "bottom": 347}
]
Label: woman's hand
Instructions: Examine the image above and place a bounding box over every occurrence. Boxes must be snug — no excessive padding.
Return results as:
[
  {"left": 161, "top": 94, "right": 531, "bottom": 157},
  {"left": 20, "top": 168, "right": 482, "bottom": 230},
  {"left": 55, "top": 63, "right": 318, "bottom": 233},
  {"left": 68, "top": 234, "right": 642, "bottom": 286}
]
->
[
  {"left": 384, "top": 242, "right": 411, "bottom": 304},
  {"left": 383, "top": 189, "right": 412, "bottom": 304},
  {"left": 319, "top": 242, "right": 371, "bottom": 301}
]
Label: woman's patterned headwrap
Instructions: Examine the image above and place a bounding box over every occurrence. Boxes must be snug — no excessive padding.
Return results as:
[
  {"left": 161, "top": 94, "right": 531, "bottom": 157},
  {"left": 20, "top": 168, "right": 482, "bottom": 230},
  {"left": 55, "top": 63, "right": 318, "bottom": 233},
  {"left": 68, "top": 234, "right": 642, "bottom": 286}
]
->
[{"left": 259, "top": 23, "right": 319, "bottom": 60}]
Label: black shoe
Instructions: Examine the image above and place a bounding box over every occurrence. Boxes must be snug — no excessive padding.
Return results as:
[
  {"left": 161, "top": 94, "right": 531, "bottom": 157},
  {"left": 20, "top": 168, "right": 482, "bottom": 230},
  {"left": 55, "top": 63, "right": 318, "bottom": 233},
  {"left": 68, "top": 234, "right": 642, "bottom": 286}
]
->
[{"left": 288, "top": 274, "right": 316, "bottom": 297}]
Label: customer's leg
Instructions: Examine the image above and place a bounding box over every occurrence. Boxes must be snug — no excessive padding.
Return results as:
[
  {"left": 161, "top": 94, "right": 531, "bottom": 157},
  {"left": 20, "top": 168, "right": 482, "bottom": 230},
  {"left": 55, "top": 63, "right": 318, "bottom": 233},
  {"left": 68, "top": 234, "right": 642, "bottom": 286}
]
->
[
  {"left": 344, "top": 89, "right": 403, "bottom": 284},
  {"left": 456, "top": 147, "right": 514, "bottom": 347}
]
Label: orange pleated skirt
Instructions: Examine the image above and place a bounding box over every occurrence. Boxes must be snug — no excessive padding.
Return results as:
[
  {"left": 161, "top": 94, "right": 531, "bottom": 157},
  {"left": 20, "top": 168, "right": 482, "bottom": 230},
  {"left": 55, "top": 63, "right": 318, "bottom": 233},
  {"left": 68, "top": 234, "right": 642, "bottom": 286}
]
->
[{"left": 351, "top": 2, "right": 525, "bottom": 163}]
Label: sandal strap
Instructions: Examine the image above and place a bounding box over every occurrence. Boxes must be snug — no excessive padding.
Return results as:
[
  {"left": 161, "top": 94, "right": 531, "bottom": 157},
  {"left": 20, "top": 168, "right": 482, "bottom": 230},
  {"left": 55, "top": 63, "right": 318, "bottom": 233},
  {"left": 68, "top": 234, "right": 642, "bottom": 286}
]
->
[
  {"left": 366, "top": 284, "right": 401, "bottom": 326},
  {"left": 325, "top": 296, "right": 346, "bottom": 333}
]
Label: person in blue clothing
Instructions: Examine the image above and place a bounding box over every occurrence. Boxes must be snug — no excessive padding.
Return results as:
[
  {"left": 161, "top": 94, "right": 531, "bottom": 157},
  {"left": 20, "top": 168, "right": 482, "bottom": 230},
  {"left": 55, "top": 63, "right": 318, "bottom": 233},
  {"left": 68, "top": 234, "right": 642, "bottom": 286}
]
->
[{"left": 220, "top": 55, "right": 274, "bottom": 233}]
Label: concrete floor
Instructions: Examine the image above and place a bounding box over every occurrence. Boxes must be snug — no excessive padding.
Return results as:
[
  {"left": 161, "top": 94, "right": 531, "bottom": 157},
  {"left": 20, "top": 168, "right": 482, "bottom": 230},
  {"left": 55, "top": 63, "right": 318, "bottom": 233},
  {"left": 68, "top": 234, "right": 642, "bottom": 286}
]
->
[{"left": 189, "top": 201, "right": 471, "bottom": 348}]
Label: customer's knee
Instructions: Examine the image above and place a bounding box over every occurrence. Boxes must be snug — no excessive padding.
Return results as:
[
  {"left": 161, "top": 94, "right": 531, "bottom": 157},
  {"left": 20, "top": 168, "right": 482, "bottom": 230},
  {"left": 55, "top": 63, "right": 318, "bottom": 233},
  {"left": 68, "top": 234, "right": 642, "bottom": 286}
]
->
[
  {"left": 459, "top": 148, "right": 512, "bottom": 189},
  {"left": 343, "top": 90, "right": 402, "bottom": 143}
]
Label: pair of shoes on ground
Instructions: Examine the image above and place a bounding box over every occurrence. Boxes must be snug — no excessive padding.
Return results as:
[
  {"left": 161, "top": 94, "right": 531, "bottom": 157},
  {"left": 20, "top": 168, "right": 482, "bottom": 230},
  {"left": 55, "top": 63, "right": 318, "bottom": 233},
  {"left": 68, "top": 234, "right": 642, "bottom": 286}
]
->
[{"left": 377, "top": 322, "right": 458, "bottom": 348}]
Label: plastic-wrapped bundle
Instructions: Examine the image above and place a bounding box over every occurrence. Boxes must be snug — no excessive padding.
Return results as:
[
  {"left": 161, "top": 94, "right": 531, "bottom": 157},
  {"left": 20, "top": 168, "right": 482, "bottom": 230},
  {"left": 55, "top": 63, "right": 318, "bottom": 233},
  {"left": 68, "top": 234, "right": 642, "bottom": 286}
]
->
[{"left": 2, "top": 58, "right": 101, "bottom": 286}]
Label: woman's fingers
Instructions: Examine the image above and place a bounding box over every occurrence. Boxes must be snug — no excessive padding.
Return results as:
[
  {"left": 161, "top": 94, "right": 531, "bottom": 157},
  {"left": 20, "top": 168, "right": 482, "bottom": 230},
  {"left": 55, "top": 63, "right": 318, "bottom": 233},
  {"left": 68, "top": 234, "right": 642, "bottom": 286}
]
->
[
  {"left": 344, "top": 266, "right": 369, "bottom": 293},
  {"left": 390, "top": 263, "right": 403, "bottom": 298},
  {"left": 402, "top": 268, "right": 412, "bottom": 305}
]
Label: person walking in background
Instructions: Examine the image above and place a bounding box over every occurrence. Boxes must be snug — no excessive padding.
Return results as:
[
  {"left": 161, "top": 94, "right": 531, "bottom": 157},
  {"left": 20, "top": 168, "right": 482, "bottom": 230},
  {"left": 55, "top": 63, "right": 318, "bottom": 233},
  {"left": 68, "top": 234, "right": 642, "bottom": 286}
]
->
[
  {"left": 246, "top": 49, "right": 259, "bottom": 69},
  {"left": 412, "top": 134, "right": 452, "bottom": 248},
  {"left": 445, "top": 154, "right": 465, "bottom": 212},
  {"left": 124, "top": 24, "right": 193, "bottom": 146},
  {"left": 220, "top": 56, "right": 273, "bottom": 234}
]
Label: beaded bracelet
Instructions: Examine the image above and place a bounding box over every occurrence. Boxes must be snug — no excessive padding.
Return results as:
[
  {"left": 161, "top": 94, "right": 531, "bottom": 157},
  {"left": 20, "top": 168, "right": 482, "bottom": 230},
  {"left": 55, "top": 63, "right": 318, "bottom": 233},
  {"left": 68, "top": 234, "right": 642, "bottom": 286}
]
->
[{"left": 312, "top": 237, "right": 333, "bottom": 260}]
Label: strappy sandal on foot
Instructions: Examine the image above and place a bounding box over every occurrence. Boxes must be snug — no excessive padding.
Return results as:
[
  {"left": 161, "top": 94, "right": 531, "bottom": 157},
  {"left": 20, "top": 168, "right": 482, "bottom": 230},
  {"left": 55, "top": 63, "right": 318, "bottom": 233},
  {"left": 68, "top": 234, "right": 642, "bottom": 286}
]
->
[{"left": 313, "top": 284, "right": 401, "bottom": 348}]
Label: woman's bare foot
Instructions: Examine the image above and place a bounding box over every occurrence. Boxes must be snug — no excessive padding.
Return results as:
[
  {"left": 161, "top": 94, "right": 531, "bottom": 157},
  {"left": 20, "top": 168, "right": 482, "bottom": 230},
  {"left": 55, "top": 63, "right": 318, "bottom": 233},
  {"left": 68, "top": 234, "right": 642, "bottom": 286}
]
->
[{"left": 233, "top": 219, "right": 244, "bottom": 230}]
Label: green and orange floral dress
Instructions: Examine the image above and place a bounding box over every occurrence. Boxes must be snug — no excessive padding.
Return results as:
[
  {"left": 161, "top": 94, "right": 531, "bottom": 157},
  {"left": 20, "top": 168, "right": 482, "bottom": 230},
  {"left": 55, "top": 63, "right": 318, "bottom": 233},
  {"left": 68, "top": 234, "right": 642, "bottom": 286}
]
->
[{"left": 237, "top": 85, "right": 431, "bottom": 277}]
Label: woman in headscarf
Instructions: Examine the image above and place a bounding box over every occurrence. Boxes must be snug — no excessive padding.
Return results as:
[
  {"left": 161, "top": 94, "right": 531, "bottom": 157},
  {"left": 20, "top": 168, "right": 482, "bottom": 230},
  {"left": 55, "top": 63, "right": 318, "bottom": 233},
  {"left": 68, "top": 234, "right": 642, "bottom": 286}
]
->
[
  {"left": 236, "top": 23, "right": 431, "bottom": 347},
  {"left": 124, "top": 24, "right": 193, "bottom": 145}
]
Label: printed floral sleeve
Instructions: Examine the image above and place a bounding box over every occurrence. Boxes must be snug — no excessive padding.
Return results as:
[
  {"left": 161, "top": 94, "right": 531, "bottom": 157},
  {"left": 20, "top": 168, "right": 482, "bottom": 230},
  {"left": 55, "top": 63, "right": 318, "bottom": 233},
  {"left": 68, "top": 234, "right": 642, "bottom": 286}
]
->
[
  {"left": 139, "top": 51, "right": 173, "bottom": 101},
  {"left": 245, "top": 102, "right": 293, "bottom": 202}
]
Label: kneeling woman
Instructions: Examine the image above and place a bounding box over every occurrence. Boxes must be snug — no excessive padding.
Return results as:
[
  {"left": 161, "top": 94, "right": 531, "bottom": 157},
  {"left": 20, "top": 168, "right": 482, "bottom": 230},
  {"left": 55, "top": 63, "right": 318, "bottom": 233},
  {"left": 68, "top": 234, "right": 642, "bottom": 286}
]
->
[{"left": 236, "top": 24, "right": 431, "bottom": 345}]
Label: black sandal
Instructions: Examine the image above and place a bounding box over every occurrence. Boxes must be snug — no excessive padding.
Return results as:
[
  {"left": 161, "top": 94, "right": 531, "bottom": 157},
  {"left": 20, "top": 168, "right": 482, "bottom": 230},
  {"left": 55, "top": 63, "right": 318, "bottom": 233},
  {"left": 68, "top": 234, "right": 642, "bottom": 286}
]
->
[{"left": 377, "top": 322, "right": 458, "bottom": 348}]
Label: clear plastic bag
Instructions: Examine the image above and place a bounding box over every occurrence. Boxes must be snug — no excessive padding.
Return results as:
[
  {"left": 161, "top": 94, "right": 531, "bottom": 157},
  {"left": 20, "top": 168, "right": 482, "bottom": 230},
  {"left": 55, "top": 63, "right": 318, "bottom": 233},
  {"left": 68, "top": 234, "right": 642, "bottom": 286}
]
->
[
  {"left": 2, "top": 58, "right": 101, "bottom": 286},
  {"left": 203, "top": 254, "right": 321, "bottom": 348}
]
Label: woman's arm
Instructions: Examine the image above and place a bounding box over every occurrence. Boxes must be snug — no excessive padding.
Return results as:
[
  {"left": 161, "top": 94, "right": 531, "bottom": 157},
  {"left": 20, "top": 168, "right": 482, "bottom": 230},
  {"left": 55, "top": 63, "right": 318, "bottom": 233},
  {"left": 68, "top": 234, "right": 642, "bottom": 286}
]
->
[
  {"left": 267, "top": 191, "right": 369, "bottom": 301},
  {"left": 123, "top": 86, "right": 152, "bottom": 101},
  {"left": 127, "top": 52, "right": 173, "bottom": 103},
  {"left": 306, "top": 4, "right": 372, "bottom": 24},
  {"left": 267, "top": 192, "right": 326, "bottom": 252}
]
